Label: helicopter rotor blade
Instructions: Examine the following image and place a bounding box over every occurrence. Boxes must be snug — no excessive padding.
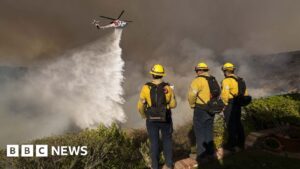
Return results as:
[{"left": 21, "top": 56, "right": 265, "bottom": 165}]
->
[
  {"left": 99, "top": 16, "right": 116, "bottom": 20},
  {"left": 123, "top": 20, "right": 133, "bottom": 23},
  {"left": 117, "top": 10, "right": 125, "bottom": 19}
]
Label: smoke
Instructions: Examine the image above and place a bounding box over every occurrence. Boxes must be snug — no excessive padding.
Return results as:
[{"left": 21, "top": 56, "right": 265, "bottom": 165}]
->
[
  {"left": 123, "top": 37, "right": 299, "bottom": 128},
  {"left": 0, "top": 0, "right": 300, "bottom": 131},
  {"left": 0, "top": 30, "right": 125, "bottom": 146}
]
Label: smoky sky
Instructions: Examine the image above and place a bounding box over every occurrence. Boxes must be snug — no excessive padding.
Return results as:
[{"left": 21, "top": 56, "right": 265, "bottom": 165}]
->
[
  {"left": 1, "top": 0, "right": 300, "bottom": 128},
  {"left": 1, "top": 0, "right": 300, "bottom": 64}
]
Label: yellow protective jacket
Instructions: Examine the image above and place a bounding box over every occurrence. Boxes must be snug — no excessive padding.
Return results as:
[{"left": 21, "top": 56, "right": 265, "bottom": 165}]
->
[
  {"left": 188, "top": 72, "right": 211, "bottom": 108},
  {"left": 221, "top": 74, "right": 249, "bottom": 105},
  {"left": 137, "top": 79, "right": 177, "bottom": 118}
]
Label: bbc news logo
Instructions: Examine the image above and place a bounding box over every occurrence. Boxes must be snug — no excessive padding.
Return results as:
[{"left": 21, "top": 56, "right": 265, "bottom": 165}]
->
[{"left": 7, "top": 145, "right": 88, "bottom": 157}]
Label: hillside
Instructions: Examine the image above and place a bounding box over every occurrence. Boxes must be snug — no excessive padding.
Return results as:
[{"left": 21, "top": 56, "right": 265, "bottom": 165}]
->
[{"left": 0, "top": 93, "right": 299, "bottom": 169}]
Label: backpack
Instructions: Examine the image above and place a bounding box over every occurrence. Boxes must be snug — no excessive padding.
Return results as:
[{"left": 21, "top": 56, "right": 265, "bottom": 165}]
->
[
  {"left": 225, "top": 76, "right": 252, "bottom": 106},
  {"left": 144, "top": 82, "right": 170, "bottom": 122},
  {"left": 197, "top": 75, "right": 225, "bottom": 116}
]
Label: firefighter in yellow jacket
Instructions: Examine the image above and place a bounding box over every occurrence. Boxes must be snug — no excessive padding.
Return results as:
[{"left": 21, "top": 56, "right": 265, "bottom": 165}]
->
[
  {"left": 221, "top": 62, "right": 249, "bottom": 152},
  {"left": 188, "top": 62, "right": 216, "bottom": 163},
  {"left": 137, "top": 64, "right": 176, "bottom": 169}
]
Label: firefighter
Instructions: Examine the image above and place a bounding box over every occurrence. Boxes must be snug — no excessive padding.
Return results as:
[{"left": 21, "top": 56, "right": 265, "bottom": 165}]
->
[
  {"left": 137, "top": 64, "right": 176, "bottom": 169},
  {"left": 188, "top": 62, "right": 217, "bottom": 163},
  {"left": 221, "top": 62, "right": 248, "bottom": 152}
]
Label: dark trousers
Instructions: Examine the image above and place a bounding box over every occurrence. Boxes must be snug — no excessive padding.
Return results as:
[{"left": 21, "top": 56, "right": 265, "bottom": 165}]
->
[
  {"left": 224, "top": 100, "right": 245, "bottom": 149},
  {"left": 193, "top": 107, "right": 215, "bottom": 157},
  {"left": 146, "top": 119, "right": 173, "bottom": 169}
]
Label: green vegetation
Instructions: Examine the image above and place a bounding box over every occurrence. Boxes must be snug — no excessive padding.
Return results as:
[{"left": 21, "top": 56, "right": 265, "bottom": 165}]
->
[
  {"left": 0, "top": 124, "right": 146, "bottom": 169},
  {"left": 0, "top": 93, "right": 299, "bottom": 168},
  {"left": 213, "top": 116, "right": 226, "bottom": 149},
  {"left": 244, "top": 93, "right": 300, "bottom": 130}
]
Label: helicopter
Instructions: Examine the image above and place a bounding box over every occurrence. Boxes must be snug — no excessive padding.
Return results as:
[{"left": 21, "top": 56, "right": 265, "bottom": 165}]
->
[{"left": 92, "top": 10, "right": 132, "bottom": 29}]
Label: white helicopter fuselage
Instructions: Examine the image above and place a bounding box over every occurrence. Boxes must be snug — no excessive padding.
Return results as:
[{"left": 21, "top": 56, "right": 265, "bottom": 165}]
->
[
  {"left": 112, "top": 20, "right": 127, "bottom": 28},
  {"left": 93, "top": 19, "right": 127, "bottom": 29}
]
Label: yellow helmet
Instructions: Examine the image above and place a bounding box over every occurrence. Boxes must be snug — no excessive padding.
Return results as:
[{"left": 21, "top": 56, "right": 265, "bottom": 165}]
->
[
  {"left": 222, "top": 62, "right": 235, "bottom": 71},
  {"left": 149, "top": 64, "right": 166, "bottom": 76},
  {"left": 195, "top": 62, "right": 209, "bottom": 71}
]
